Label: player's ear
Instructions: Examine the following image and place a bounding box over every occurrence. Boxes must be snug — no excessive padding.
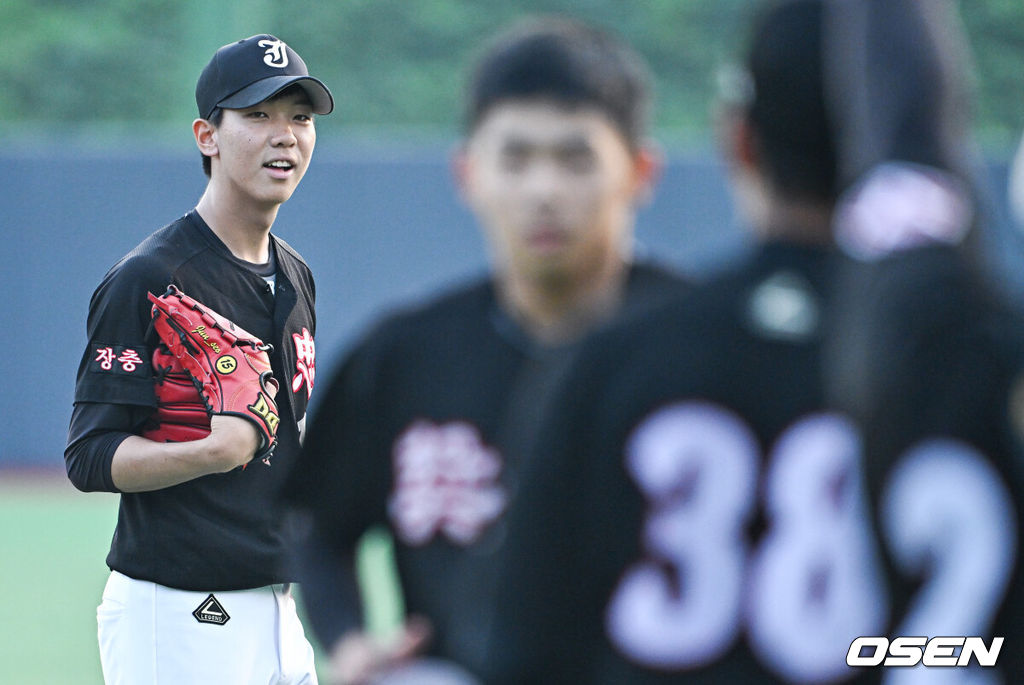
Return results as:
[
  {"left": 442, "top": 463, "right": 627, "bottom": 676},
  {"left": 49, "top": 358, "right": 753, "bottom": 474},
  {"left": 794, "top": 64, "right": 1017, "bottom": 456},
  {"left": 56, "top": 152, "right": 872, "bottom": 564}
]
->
[
  {"left": 451, "top": 143, "right": 474, "bottom": 205},
  {"left": 717, "top": 105, "right": 770, "bottom": 230},
  {"left": 193, "top": 118, "right": 219, "bottom": 159},
  {"left": 630, "top": 141, "right": 663, "bottom": 206},
  {"left": 715, "top": 104, "right": 759, "bottom": 175}
]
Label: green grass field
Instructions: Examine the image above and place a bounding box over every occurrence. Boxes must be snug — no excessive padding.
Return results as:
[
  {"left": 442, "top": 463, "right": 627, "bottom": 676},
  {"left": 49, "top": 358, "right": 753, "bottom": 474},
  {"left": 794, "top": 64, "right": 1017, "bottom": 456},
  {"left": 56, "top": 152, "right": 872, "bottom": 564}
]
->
[
  {"left": 0, "top": 471, "right": 366, "bottom": 684},
  {"left": 0, "top": 472, "right": 116, "bottom": 684}
]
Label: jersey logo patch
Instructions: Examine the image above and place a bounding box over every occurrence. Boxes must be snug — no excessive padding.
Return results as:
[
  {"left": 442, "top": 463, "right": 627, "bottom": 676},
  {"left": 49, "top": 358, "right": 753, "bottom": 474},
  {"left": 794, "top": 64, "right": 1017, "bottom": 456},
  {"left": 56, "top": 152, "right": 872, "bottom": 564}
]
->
[
  {"left": 745, "top": 271, "right": 820, "bottom": 342},
  {"left": 388, "top": 420, "right": 507, "bottom": 546},
  {"left": 291, "top": 327, "right": 315, "bottom": 398},
  {"left": 89, "top": 343, "right": 151, "bottom": 377},
  {"left": 192, "top": 594, "right": 230, "bottom": 625}
]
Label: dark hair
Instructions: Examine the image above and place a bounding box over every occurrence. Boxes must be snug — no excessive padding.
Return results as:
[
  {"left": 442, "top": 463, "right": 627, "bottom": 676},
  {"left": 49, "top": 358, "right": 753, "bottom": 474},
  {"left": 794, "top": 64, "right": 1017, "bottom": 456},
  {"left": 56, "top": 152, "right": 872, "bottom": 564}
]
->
[
  {"left": 465, "top": 17, "right": 651, "bottom": 150},
  {"left": 199, "top": 84, "right": 312, "bottom": 178},
  {"left": 745, "top": 0, "right": 837, "bottom": 202}
]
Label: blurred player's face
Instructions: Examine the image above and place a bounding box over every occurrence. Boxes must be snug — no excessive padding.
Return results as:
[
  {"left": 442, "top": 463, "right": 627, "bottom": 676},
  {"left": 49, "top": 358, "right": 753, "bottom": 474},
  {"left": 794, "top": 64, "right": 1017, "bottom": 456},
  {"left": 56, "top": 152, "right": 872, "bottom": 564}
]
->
[
  {"left": 199, "top": 92, "right": 316, "bottom": 208},
  {"left": 459, "top": 101, "right": 655, "bottom": 286}
]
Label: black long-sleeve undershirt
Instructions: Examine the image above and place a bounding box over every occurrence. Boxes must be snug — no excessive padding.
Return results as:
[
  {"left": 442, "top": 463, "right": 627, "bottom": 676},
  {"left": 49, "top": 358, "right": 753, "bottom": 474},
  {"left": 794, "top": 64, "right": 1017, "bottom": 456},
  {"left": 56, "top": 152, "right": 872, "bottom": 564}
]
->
[{"left": 65, "top": 402, "right": 150, "bottom": 493}]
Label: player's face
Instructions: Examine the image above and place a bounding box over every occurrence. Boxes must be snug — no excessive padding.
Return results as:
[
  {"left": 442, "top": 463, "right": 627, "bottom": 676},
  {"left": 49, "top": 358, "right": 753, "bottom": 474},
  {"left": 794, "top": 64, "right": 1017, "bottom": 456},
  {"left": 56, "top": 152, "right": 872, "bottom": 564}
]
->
[
  {"left": 460, "top": 101, "right": 654, "bottom": 285},
  {"left": 207, "top": 92, "right": 316, "bottom": 208}
]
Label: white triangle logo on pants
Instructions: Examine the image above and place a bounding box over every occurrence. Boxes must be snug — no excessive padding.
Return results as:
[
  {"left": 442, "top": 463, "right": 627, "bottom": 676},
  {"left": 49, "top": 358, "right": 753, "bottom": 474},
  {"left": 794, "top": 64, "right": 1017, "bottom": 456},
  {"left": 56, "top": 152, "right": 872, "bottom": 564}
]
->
[{"left": 192, "top": 594, "right": 231, "bottom": 625}]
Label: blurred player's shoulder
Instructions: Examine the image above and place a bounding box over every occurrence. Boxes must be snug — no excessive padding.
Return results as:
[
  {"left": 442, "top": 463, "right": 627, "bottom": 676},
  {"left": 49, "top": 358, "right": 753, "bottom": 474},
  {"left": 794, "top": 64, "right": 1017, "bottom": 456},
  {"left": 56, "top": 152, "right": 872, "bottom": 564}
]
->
[
  {"left": 362, "top": 260, "right": 687, "bottom": 352},
  {"left": 615, "top": 258, "right": 691, "bottom": 321},
  {"left": 850, "top": 245, "right": 989, "bottom": 317},
  {"left": 365, "top": 274, "right": 492, "bottom": 334},
  {"left": 624, "top": 258, "right": 690, "bottom": 292},
  {"left": 341, "top": 274, "right": 498, "bottom": 364},
  {"left": 558, "top": 242, "right": 848, "bottom": 433},
  {"left": 605, "top": 242, "right": 844, "bottom": 350}
]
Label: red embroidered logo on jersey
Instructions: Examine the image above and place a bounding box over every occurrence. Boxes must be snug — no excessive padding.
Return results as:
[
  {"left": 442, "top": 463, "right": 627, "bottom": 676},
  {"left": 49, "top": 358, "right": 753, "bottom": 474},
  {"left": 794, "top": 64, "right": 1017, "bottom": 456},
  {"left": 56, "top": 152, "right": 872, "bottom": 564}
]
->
[
  {"left": 89, "top": 344, "right": 150, "bottom": 377},
  {"left": 291, "top": 327, "right": 315, "bottom": 397},
  {"left": 388, "top": 420, "right": 507, "bottom": 546}
]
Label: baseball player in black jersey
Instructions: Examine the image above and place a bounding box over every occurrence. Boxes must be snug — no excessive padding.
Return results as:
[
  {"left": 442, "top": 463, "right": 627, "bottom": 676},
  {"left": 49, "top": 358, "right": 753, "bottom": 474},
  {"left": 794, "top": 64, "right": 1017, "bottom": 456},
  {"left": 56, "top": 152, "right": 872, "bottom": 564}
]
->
[
  {"left": 65, "top": 34, "right": 332, "bottom": 684},
  {"left": 490, "top": 0, "right": 1024, "bottom": 683},
  {"left": 825, "top": 0, "right": 1024, "bottom": 679},
  {"left": 281, "top": 18, "right": 686, "bottom": 685}
]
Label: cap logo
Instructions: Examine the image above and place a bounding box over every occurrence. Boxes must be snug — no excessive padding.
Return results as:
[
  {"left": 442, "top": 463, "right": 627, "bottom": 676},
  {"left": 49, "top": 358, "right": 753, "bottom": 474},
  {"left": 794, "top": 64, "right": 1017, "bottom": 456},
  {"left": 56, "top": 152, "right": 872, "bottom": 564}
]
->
[{"left": 258, "top": 38, "right": 289, "bottom": 68}]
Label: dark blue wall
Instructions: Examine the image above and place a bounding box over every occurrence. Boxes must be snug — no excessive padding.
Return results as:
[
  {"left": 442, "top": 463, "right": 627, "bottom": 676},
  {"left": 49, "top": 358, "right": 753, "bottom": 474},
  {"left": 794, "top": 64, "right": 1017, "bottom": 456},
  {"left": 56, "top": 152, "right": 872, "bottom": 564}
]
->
[{"left": 3, "top": 149, "right": 1020, "bottom": 467}]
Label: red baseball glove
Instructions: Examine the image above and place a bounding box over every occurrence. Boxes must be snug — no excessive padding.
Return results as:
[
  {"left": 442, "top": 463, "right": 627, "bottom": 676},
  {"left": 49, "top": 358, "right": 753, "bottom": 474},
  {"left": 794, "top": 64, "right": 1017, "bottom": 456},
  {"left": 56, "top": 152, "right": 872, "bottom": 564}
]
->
[
  {"left": 148, "top": 284, "right": 280, "bottom": 465},
  {"left": 142, "top": 345, "right": 212, "bottom": 444}
]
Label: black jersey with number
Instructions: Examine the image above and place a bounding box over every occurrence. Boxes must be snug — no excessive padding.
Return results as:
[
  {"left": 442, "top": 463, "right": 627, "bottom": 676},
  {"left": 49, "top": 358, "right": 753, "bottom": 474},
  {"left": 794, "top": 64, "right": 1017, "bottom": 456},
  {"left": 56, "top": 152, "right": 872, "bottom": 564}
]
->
[
  {"left": 284, "top": 262, "right": 685, "bottom": 680},
  {"left": 493, "top": 239, "right": 1023, "bottom": 684},
  {"left": 66, "top": 210, "right": 317, "bottom": 591},
  {"left": 499, "top": 241, "right": 1024, "bottom": 683}
]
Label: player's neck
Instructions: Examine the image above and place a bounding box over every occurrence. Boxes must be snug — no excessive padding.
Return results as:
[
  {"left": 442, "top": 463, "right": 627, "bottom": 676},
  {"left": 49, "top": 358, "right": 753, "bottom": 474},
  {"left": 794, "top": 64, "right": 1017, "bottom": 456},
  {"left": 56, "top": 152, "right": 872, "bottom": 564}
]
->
[
  {"left": 499, "top": 257, "right": 629, "bottom": 347},
  {"left": 195, "top": 190, "right": 277, "bottom": 264},
  {"left": 758, "top": 197, "right": 834, "bottom": 245}
]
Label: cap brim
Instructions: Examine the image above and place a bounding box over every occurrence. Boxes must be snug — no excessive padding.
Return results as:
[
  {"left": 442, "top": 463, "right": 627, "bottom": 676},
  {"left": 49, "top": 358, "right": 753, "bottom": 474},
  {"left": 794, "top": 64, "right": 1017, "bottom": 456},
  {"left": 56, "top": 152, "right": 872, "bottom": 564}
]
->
[{"left": 216, "top": 75, "right": 334, "bottom": 115}]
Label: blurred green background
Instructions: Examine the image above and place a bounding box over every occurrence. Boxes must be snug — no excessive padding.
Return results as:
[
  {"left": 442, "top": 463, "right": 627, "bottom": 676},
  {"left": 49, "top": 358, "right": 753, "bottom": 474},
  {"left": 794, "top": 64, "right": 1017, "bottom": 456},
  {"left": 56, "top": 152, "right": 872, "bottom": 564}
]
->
[
  {"left": 2, "top": 0, "right": 1023, "bottom": 152},
  {"left": 1, "top": 1, "right": 1022, "bottom": 683}
]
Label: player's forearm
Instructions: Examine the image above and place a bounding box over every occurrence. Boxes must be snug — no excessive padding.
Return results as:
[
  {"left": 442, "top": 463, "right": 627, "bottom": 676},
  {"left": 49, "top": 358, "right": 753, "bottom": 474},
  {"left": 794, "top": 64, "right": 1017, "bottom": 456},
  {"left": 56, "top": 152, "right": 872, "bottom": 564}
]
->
[
  {"left": 110, "top": 435, "right": 230, "bottom": 491},
  {"left": 111, "top": 417, "right": 258, "bottom": 492}
]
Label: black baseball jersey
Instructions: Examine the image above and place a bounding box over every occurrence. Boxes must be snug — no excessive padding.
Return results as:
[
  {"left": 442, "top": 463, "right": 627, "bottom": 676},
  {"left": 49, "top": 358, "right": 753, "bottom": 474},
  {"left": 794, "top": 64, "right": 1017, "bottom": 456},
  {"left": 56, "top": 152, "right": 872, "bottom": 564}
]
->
[
  {"left": 283, "top": 263, "right": 686, "bottom": 680},
  {"left": 493, "top": 239, "right": 1023, "bottom": 683},
  {"left": 66, "top": 209, "right": 317, "bottom": 591}
]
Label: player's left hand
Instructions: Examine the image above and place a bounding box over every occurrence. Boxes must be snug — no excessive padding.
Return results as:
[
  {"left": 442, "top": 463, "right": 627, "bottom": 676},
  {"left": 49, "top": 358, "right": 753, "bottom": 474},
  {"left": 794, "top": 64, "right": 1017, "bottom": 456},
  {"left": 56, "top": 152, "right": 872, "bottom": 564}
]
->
[{"left": 328, "top": 617, "right": 432, "bottom": 685}]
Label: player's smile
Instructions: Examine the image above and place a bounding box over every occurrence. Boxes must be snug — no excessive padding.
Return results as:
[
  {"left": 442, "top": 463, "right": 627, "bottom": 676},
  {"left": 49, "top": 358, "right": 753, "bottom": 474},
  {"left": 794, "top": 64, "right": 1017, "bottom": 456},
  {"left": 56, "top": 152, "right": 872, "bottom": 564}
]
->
[{"left": 263, "top": 158, "right": 298, "bottom": 180}]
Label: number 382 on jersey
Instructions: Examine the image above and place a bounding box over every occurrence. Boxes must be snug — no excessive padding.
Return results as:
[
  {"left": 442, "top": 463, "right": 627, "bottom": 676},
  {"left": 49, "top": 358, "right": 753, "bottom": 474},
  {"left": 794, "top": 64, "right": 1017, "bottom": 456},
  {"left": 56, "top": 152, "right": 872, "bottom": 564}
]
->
[{"left": 605, "top": 403, "right": 1018, "bottom": 683}]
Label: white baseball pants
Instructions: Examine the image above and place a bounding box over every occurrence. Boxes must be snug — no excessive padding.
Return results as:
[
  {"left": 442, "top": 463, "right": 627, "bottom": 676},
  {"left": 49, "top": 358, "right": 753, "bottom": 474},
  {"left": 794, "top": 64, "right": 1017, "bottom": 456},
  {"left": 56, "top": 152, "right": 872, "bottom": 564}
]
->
[{"left": 97, "top": 570, "right": 317, "bottom": 685}]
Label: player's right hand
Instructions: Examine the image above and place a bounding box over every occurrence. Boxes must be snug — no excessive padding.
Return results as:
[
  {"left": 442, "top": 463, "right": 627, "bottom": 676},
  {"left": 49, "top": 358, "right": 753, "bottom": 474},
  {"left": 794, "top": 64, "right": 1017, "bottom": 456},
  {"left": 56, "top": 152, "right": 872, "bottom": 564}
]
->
[
  {"left": 207, "top": 414, "right": 262, "bottom": 470},
  {"left": 329, "top": 617, "right": 432, "bottom": 685},
  {"left": 206, "top": 377, "right": 278, "bottom": 470}
]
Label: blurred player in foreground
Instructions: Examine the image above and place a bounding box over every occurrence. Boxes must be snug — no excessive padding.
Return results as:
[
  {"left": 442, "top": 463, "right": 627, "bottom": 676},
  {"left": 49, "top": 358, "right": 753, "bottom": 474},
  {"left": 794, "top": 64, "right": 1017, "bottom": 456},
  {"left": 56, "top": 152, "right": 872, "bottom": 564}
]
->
[
  {"left": 282, "top": 17, "right": 686, "bottom": 685},
  {"left": 825, "top": 0, "right": 1024, "bottom": 679},
  {"left": 65, "top": 34, "right": 332, "bottom": 683},
  {"left": 494, "top": 0, "right": 1024, "bottom": 682}
]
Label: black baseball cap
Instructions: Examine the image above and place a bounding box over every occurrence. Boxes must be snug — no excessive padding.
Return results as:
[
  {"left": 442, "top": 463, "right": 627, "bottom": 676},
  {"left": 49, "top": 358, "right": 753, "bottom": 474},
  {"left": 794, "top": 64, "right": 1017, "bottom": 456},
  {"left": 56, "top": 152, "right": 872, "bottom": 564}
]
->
[{"left": 196, "top": 34, "right": 334, "bottom": 120}]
